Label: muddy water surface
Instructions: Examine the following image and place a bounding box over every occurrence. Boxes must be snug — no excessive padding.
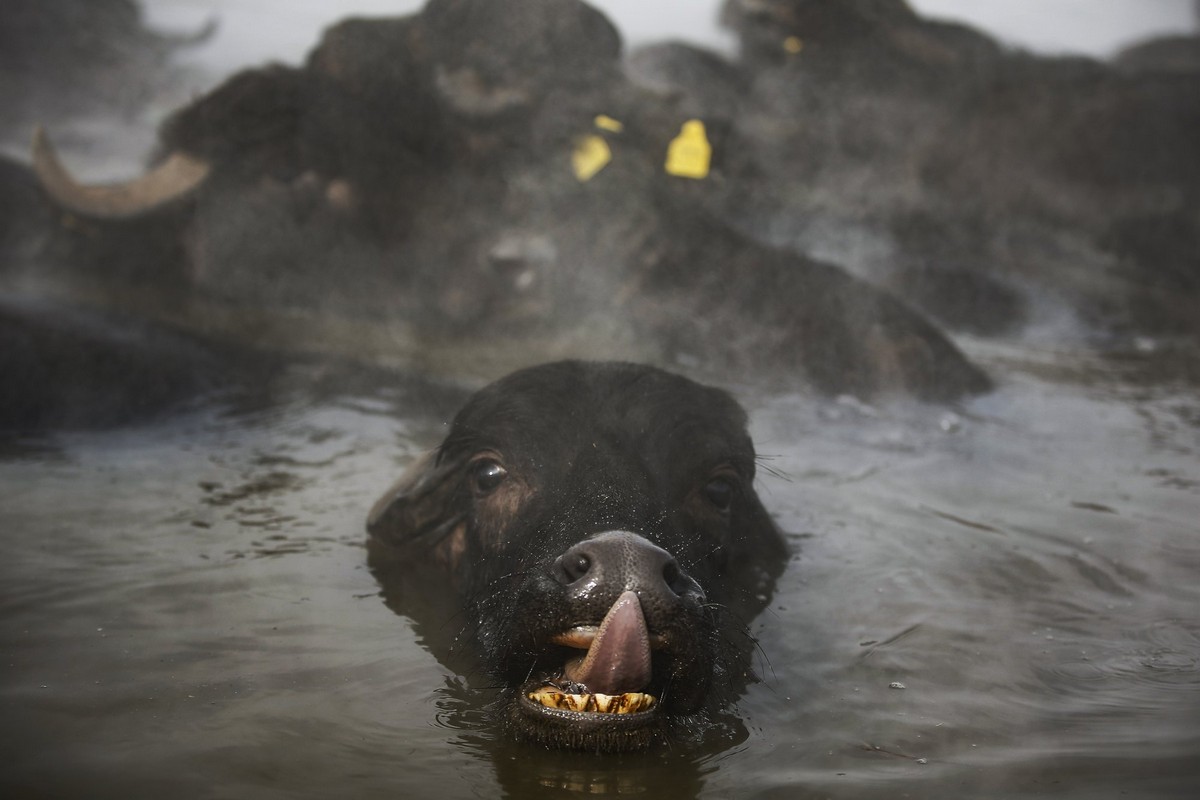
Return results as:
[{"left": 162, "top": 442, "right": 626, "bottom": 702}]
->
[{"left": 2, "top": 348, "right": 1198, "bottom": 799}]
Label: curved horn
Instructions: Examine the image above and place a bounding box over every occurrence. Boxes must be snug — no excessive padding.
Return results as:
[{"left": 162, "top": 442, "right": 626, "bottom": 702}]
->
[{"left": 32, "top": 126, "right": 211, "bottom": 219}]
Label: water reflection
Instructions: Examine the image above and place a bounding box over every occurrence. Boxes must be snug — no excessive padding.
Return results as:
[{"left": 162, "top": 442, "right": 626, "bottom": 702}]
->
[
  {"left": 436, "top": 691, "right": 745, "bottom": 799},
  {"left": 480, "top": 738, "right": 719, "bottom": 799}
]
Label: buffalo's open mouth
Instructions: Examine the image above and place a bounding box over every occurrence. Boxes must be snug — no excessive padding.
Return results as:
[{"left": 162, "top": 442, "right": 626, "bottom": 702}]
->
[
  {"left": 525, "top": 687, "right": 657, "bottom": 715},
  {"left": 518, "top": 591, "right": 669, "bottom": 731}
]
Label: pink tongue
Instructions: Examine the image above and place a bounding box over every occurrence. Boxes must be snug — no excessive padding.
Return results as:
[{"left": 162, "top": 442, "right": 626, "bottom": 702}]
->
[{"left": 563, "top": 590, "right": 652, "bottom": 694}]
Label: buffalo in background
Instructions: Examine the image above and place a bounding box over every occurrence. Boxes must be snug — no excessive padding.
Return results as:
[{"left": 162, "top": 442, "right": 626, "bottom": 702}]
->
[
  {"left": 3, "top": 0, "right": 1199, "bottom": 431},
  {"left": 639, "top": 0, "right": 1200, "bottom": 340}
]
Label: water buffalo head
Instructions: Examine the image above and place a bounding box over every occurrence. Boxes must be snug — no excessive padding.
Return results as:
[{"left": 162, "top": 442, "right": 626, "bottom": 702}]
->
[{"left": 367, "top": 361, "right": 788, "bottom": 751}]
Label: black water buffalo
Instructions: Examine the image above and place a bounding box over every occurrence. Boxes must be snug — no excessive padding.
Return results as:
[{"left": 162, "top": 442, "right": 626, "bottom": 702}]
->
[
  {"left": 633, "top": 0, "right": 1200, "bottom": 341},
  {"left": 366, "top": 361, "right": 788, "bottom": 751},
  {"left": 17, "top": 0, "right": 991, "bottom": 403}
]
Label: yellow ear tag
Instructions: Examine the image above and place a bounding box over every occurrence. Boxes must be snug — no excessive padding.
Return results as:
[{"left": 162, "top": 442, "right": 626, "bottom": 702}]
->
[
  {"left": 594, "top": 114, "right": 624, "bottom": 133},
  {"left": 664, "top": 119, "right": 711, "bottom": 180},
  {"left": 783, "top": 36, "right": 803, "bottom": 54},
  {"left": 572, "top": 134, "right": 612, "bottom": 182}
]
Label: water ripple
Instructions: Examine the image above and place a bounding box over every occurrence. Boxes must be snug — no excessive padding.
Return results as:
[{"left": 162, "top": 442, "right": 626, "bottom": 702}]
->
[{"left": 1042, "top": 618, "right": 1200, "bottom": 699}]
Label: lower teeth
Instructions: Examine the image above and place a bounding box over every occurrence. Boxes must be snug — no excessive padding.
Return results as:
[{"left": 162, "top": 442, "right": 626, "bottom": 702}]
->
[{"left": 527, "top": 688, "right": 656, "bottom": 714}]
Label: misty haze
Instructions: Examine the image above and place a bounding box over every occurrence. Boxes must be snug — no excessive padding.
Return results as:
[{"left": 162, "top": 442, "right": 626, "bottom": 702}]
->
[{"left": 2, "top": 1, "right": 1198, "bottom": 798}]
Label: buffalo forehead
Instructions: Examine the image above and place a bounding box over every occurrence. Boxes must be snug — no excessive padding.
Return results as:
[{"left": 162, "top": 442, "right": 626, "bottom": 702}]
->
[{"left": 449, "top": 365, "right": 752, "bottom": 490}]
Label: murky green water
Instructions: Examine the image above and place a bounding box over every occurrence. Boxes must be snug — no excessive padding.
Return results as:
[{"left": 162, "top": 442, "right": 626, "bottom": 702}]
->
[{"left": 2, "top": 345, "right": 1198, "bottom": 799}]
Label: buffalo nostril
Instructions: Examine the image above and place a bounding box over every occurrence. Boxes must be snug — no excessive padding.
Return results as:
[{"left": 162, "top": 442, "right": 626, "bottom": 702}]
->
[
  {"left": 553, "top": 531, "right": 700, "bottom": 601},
  {"left": 662, "top": 560, "right": 683, "bottom": 594},
  {"left": 554, "top": 550, "right": 592, "bottom": 584}
]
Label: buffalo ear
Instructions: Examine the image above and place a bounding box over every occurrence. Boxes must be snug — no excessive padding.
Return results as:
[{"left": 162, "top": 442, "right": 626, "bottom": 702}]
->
[{"left": 366, "top": 450, "right": 466, "bottom": 552}]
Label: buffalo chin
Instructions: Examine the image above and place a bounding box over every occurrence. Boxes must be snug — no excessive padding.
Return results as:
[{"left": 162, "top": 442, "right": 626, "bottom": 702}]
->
[{"left": 510, "top": 684, "right": 665, "bottom": 752}]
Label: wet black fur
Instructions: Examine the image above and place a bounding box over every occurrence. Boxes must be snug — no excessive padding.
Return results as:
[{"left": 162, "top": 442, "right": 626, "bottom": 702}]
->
[{"left": 368, "top": 361, "right": 788, "bottom": 751}]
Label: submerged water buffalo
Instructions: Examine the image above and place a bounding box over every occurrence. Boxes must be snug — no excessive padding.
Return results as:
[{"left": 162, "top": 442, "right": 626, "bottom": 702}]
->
[
  {"left": 16, "top": 0, "right": 991, "bottom": 404},
  {"left": 366, "top": 361, "right": 788, "bottom": 751},
  {"left": 633, "top": 0, "right": 1200, "bottom": 341}
]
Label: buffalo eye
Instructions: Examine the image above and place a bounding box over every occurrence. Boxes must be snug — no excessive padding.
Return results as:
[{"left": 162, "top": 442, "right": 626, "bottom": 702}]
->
[
  {"left": 470, "top": 458, "right": 508, "bottom": 496},
  {"left": 702, "top": 476, "right": 736, "bottom": 512}
]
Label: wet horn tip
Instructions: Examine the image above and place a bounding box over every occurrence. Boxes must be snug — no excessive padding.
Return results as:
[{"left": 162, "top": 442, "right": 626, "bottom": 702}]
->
[{"left": 31, "top": 125, "right": 210, "bottom": 220}]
